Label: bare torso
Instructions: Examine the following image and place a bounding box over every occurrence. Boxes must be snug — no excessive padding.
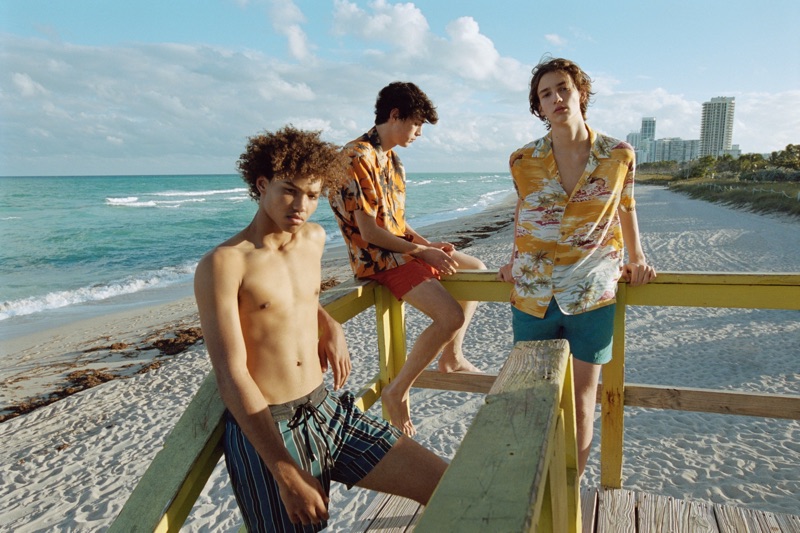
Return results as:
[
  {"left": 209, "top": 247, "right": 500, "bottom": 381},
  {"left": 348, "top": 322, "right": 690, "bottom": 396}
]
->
[{"left": 218, "top": 223, "right": 326, "bottom": 404}]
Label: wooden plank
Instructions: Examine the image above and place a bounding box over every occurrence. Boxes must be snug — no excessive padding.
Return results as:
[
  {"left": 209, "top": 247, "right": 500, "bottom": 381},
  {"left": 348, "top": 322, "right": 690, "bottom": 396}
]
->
[
  {"left": 354, "top": 492, "right": 423, "bottom": 532},
  {"left": 772, "top": 511, "right": 800, "bottom": 532},
  {"left": 320, "top": 277, "right": 376, "bottom": 322},
  {"left": 562, "top": 356, "right": 581, "bottom": 533},
  {"left": 753, "top": 509, "right": 786, "bottom": 533},
  {"left": 412, "top": 369, "right": 497, "bottom": 394},
  {"left": 624, "top": 384, "right": 800, "bottom": 420},
  {"left": 580, "top": 487, "right": 597, "bottom": 533},
  {"left": 620, "top": 272, "right": 800, "bottom": 310},
  {"left": 638, "top": 492, "right": 718, "bottom": 532},
  {"left": 548, "top": 413, "right": 569, "bottom": 532},
  {"left": 596, "top": 488, "right": 635, "bottom": 533},
  {"left": 440, "top": 271, "right": 513, "bottom": 302},
  {"left": 625, "top": 282, "right": 800, "bottom": 310},
  {"left": 414, "top": 340, "right": 571, "bottom": 532},
  {"left": 683, "top": 499, "right": 720, "bottom": 532},
  {"left": 714, "top": 503, "right": 764, "bottom": 532},
  {"left": 109, "top": 372, "right": 226, "bottom": 532},
  {"left": 625, "top": 272, "right": 800, "bottom": 286},
  {"left": 600, "top": 293, "right": 626, "bottom": 488}
]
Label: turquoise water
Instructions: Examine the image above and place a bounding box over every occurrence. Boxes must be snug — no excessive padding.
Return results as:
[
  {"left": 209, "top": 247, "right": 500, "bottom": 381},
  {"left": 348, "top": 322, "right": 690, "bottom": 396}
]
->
[{"left": 0, "top": 172, "right": 512, "bottom": 337}]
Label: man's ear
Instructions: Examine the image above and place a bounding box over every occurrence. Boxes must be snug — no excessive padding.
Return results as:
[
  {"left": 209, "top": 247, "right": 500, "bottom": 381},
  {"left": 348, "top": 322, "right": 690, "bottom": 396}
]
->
[
  {"left": 256, "top": 176, "right": 270, "bottom": 193},
  {"left": 389, "top": 108, "right": 400, "bottom": 121}
]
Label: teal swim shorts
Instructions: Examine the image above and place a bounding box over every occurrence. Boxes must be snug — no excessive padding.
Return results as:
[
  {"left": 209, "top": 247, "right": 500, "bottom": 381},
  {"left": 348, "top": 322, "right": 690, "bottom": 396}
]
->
[{"left": 511, "top": 298, "right": 615, "bottom": 365}]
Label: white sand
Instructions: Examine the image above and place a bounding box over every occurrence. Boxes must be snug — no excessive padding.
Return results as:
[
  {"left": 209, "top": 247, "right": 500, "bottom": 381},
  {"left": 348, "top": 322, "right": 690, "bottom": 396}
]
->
[{"left": 0, "top": 185, "right": 798, "bottom": 532}]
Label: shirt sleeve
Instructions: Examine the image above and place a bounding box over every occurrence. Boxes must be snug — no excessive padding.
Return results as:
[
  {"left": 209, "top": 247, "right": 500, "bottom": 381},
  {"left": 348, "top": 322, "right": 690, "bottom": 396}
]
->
[
  {"left": 618, "top": 146, "right": 637, "bottom": 212},
  {"left": 346, "top": 153, "right": 379, "bottom": 218}
]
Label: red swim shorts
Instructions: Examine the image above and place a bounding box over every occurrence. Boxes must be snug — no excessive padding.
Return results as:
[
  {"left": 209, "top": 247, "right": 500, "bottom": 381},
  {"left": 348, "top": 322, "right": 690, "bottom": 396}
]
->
[{"left": 366, "top": 258, "right": 440, "bottom": 300}]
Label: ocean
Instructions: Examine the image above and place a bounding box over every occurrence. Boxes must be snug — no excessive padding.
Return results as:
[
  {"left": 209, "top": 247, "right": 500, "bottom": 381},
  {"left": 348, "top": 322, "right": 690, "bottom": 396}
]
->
[{"left": 0, "top": 172, "right": 513, "bottom": 339}]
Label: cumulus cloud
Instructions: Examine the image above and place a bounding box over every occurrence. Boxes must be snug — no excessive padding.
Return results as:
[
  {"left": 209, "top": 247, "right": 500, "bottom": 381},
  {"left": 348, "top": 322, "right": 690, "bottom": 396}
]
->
[
  {"left": 266, "top": 0, "right": 314, "bottom": 62},
  {"left": 332, "top": 0, "right": 430, "bottom": 57}
]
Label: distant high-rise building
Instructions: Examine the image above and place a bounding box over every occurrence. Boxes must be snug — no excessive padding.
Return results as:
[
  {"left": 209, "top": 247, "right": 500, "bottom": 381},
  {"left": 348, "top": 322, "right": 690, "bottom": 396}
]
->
[
  {"left": 700, "top": 97, "right": 735, "bottom": 158},
  {"left": 641, "top": 117, "right": 656, "bottom": 142}
]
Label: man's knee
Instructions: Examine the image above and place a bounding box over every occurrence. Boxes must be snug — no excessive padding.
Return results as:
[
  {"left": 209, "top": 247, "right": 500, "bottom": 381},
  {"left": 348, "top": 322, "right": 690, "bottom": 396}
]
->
[
  {"left": 456, "top": 252, "right": 487, "bottom": 271},
  {"left": 433, "top": 303, "right": 465, "bottom": 333}
]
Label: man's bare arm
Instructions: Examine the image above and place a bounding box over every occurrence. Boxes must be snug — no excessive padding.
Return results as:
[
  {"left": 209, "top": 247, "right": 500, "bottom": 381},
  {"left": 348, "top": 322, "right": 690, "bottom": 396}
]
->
[
  {"left": 618, "top": 208, "right": 656, "bottom": 286},
  {"left": 317, "top": 304, "right": 351, "bottom": 390},
  {"left": 353, "top": 210, "right": 458, "bottom": 274}
]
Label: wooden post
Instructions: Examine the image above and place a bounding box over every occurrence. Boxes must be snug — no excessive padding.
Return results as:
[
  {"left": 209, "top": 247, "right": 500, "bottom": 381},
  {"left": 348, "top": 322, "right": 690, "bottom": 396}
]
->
[
  {"left": 108, "top": 372, "right": 226, "bottom": 532},
  {"left": 373, "top": 284, "right": 407, "bottom": 421},
  {"left": 601, "top": 285, "right": 626, "bottom": 488}
]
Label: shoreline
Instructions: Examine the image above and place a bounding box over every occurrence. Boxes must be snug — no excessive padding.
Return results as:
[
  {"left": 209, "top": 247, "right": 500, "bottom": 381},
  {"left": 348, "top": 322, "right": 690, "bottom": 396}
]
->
[{"left": 0, "top": 197, "right": 516, "bottom": 421}]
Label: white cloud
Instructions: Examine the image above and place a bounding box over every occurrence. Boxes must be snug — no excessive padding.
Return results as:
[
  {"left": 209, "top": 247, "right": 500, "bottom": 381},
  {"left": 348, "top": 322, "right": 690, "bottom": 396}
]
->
[
  {"left": 1, "top": 4, "right": 797, "bottom": 177},
  {"left": 12, "top": 72, "right": 48, "bottom": 97},
  {"left": 332, "top": 0, "right": 430, "bottom": 57},
  {"left": 264, "top": 0, "right": 314, "bottom": 62},
  {"left": 544, "top": 34, "right": 567, "bottom": 47}
]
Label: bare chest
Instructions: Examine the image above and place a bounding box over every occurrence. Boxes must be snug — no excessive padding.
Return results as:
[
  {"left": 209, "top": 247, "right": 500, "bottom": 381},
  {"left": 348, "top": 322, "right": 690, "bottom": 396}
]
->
[{"left": 553, "top": 151, "right": 589, "bottom": 197}]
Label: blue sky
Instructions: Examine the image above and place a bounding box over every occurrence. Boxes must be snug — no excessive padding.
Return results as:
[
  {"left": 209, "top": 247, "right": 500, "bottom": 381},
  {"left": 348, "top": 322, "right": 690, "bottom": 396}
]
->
[{"left": 1, "top": 0, "right": 798, "bottom": 176}]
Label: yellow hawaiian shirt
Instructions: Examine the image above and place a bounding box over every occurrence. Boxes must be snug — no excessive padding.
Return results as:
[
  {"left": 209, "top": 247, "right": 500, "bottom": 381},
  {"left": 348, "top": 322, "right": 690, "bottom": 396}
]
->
[
  {"left": 509, "top": 126, "right": 636, "bottom": 318},
  {"left": 328, "top": 128, "right": 414, "bottom": 278}
]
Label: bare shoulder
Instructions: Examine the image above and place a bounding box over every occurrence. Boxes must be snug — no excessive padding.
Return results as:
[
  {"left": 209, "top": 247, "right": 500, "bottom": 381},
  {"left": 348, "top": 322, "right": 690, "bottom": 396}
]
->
[
  {"left": 299, "top": 221, "right": 326, "bottom": 246},
  {"left": 195, "top": 232, "right": 251, "bottom": 288}
]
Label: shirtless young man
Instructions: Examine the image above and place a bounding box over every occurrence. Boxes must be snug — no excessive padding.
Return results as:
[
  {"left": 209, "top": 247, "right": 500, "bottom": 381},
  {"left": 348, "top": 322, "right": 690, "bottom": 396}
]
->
[
  {"left": 499, "top": 58, "right": 656, "bottom": 474},
  {"left": 195, "top": 126, "right": 446, "bottom": 532},
  {"left": 329, "top": 82, "right": 487, "bottom": 437}
]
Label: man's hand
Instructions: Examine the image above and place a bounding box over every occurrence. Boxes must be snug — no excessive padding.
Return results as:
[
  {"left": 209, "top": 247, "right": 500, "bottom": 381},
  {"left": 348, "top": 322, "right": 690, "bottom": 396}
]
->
[
  {"left": 428, "top": 241, "right": 455, "bottom": 256},
  {"left": 414, "top": 246, "right": 459, "bottom": 275},
  {"left": 318, "top": 314, "right": 351, "bottom": 390},
  {"left": 621, "top": 262, "right": 657, "bottom": 287},
  {"left": 276, "top": 464, "right": 330, "bottom": 526},
  {"left": 497, "top": 262, "right": 515, "bottom": 283}
]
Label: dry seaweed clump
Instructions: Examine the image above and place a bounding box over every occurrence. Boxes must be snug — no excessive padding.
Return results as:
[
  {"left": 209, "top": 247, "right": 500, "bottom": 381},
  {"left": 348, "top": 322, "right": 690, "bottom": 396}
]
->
[{"left": 147, "top": 327, "right": 203, "bottom": 355}]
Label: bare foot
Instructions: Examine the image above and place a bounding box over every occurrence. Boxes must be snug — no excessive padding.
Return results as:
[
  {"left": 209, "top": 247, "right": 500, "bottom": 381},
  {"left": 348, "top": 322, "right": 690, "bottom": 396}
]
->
[
  {"left": 437, "top": 355, "right": 482, "bottom": 373},
  {"left": 381, "top": 382, "right": 416, "bottom": 437}
]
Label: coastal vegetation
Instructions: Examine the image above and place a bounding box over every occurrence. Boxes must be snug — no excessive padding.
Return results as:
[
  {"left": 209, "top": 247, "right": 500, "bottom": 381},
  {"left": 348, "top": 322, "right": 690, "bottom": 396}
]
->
[{"left": 638, "top": 144, "right": 800, "bottom": 218}]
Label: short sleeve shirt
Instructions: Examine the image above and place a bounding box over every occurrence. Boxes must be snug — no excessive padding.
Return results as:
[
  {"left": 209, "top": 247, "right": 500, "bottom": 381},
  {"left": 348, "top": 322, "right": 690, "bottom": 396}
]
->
[
  {"left": 509, "top": 126, "right": 636, "bottom": 318},
  {"left": 328, "top": 128, "right": 414, "bottom": 278}
]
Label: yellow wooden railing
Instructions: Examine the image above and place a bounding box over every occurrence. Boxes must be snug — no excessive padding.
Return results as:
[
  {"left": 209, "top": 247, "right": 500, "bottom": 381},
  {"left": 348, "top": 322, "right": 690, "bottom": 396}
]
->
[{"left": 109, "top": 271, "right": 800, "bottom": 532}]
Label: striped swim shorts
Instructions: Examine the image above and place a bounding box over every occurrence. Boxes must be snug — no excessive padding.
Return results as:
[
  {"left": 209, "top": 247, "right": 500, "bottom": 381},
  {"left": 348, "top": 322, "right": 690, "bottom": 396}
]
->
[{"left": 223, "top": 383, "right": 402, "bottom": 532}]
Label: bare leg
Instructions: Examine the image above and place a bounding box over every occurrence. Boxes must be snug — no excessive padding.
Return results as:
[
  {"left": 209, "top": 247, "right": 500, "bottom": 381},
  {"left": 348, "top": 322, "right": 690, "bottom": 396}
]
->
[
  {"left": 438, "top": 251, "right": 486, "bottom": 373},
  {"left": 572, "top": 357, "right": 602, "bottom": 475},
  {"left": 381, "top": 279, "right": 464, "bottom": 436},
  {"left": 356, "top": 435, "right": 447, "bottom": 504}
]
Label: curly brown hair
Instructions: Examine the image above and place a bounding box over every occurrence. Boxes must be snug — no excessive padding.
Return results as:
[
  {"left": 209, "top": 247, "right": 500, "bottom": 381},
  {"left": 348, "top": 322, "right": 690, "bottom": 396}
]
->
[
  {"left": 237, "top": 126, "right": 349, "bottom": 200},
  {"left": 374, "top": 81, "right": 439, "bottom": 125},
  {"left": 528, "top": 57, "right": 594, "bottom": 129}
]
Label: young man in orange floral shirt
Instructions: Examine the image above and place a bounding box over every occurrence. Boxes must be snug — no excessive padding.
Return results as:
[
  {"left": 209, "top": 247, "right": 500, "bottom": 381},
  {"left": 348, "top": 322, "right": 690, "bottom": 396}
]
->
[{"left": 329, "top": 82, "right": 486, "bottom": 437}]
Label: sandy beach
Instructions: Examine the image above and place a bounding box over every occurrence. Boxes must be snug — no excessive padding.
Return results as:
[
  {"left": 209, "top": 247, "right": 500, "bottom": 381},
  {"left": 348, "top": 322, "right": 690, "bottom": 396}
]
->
[{"left": 0, "top": 185, "right": 798, "bottom": 532}]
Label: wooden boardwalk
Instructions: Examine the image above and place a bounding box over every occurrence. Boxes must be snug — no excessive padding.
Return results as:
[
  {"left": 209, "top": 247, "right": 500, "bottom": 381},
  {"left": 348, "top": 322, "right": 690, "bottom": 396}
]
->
[{"left": 355, "top": 488, "right": 800, "bottom": 532}]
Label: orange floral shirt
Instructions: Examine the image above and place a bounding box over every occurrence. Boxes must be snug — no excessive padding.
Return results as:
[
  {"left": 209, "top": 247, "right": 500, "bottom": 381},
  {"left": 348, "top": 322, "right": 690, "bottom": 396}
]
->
[
  {"left": 329, "top": 128, "right": 414, "bottom": 278},
  {"left": 509, "top": 127, "right": 636, "bottom": 318}
]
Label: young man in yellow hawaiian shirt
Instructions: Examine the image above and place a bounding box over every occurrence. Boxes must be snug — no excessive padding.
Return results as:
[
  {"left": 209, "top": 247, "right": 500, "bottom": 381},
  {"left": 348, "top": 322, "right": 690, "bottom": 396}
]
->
[
  {"left": 329, "top": 81, "right": 486, "bottom": 437},
  {"left": 498, "top": 58, "right": 656, "bottom": 475}
]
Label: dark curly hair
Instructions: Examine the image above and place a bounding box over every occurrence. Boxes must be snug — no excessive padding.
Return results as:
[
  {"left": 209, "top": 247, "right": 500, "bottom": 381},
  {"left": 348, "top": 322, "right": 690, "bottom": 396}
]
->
[
  {"left": 237, "top": 126, "right": 349, "bottom": 200},
  {"left": 529, "top": 57, "right": 594, "bottom": 129},
  {"left": 374, "top": 81, "right": 439, "bottom": 125}
]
